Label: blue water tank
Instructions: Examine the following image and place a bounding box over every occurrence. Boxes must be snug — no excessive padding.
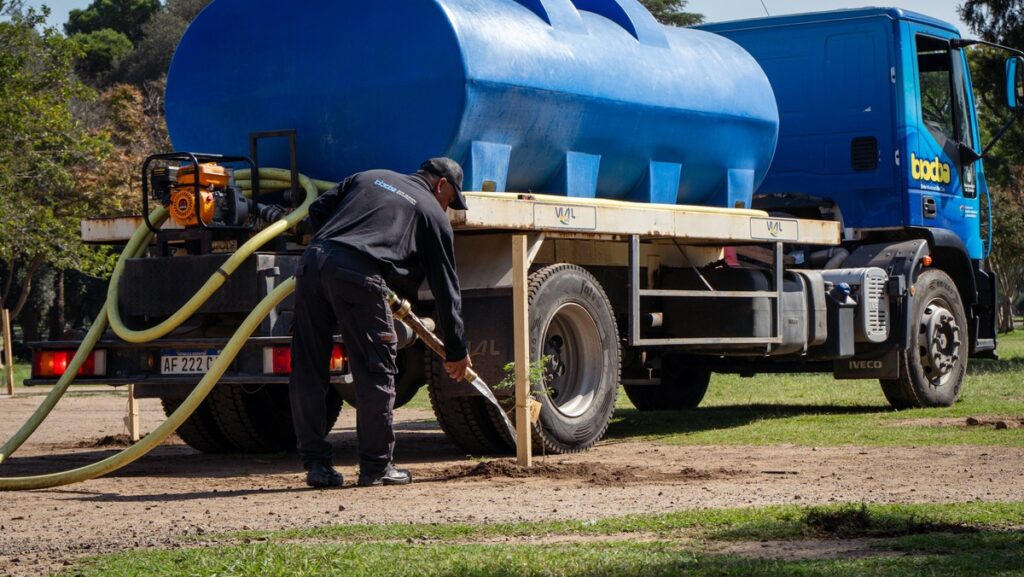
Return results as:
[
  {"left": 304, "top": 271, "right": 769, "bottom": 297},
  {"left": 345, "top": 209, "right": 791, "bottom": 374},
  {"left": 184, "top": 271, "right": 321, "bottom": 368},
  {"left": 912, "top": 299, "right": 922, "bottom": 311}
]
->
[{"left": 166, "top": 0, "right": 778, "bottom": 207}]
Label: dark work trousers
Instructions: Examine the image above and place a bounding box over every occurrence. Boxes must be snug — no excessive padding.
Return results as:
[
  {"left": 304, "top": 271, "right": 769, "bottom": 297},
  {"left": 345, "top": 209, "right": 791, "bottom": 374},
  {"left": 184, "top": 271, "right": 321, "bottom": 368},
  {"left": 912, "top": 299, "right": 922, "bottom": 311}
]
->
[{"left": 289, "top": 241, "right": 399, "bottom": 474}]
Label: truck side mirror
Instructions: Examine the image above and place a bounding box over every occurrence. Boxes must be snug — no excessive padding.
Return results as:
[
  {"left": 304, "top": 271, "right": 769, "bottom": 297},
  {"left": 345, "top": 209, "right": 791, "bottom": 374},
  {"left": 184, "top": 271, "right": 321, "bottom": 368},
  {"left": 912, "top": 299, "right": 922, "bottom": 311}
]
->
[{"left": 1006, "top": 56, "right": 1024, "bottom": 109}]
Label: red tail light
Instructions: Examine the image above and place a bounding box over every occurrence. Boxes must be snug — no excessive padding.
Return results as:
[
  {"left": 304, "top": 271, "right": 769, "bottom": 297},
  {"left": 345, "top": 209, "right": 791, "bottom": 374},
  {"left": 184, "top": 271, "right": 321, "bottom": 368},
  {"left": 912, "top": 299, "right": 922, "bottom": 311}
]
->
[
  {"left": 263, "top": 346, "right": 292, "bottom": 375},
  {"left": 329, "top": 344, "right": 346, "bottom": 373},
  {"left": 263, "top": 344, "right": 346, "bottom": 375},
  {"left": 32, "top": 350, "right": 106, "bottom": 378}
]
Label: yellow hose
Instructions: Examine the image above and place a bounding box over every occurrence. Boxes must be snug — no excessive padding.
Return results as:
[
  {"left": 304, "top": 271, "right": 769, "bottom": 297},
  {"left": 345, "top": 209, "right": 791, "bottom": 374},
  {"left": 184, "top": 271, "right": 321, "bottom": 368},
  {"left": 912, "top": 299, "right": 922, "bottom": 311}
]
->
[
  {"left": 0, "top": 278, "right": 296, "bottom": 490},
  {"left": 237, "top": 177, "right": 337, "bottom": 192},
  {"left": 0, "top": 207, "right": 167, "bottom": 465},
  {"left": 106, "top": 168, "right": 318, "bottom": 343},
  {"left": 0, "top": 167, "right": 322, "bottom": 476}
]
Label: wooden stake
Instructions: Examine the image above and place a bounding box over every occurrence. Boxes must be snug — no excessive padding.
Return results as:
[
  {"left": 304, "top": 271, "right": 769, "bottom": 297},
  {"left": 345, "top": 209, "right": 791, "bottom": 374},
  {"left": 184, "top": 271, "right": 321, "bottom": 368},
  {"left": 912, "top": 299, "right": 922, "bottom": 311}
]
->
[
  {"left": 512, "top": 234, "right": 532, "bottom": 466},
  {"left": 125, "top": 384, "right": 140, "bottom": 442},
  {"left": 2, "top": 309, "right": 14, "bottom": 396}
]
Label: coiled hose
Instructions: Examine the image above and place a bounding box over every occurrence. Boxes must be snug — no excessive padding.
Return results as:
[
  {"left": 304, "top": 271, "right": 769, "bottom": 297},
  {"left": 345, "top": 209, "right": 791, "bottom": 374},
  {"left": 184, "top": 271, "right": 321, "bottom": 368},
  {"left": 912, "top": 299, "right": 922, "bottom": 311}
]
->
[
  {"left": 0, "top": 278, "right": 296, "bottom": 490},
  {"left": 0, "top": 168, "right": 329, "bottom": 489},
  {"left": 105, "top": 169, "right": 319, "bottom": 343}
]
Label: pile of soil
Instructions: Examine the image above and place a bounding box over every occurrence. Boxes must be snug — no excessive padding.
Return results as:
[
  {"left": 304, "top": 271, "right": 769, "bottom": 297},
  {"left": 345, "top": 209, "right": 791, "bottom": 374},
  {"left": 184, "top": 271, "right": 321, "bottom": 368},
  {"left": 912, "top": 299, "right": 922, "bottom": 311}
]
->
[
  {"left": 75, "top": 434, "right": 135, "bottom": 448},
  {"left": 430, "top": 459, "right": 739, "bottom": 485}
]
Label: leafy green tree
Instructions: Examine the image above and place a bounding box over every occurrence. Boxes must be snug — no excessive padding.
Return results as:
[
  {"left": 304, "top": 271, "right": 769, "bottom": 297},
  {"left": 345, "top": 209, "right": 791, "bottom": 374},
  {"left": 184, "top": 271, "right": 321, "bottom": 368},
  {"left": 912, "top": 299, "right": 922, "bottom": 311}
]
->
[
  {"left": 0, "top": 1, "right": 110, "bottom": 325},
  {"left": 118, "top": 0, "right": 210, "bottom": 85},
  {"left": 639, "top": 0, "right": 703, "bottom": 26},
  {"left": 71, "top": 27, "right": 132, "bottom": 82},
  {"left": 64, "top": 0, "right": 159, "bottom": 43},
  {"left": 959, "top": 0, "right": 1024, "bottom": 329}
]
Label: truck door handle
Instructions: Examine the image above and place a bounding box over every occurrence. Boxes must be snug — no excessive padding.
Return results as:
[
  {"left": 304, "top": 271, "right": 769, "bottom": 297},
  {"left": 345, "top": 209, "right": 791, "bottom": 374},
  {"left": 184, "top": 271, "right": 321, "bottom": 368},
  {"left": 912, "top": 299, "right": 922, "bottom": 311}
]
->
[{"left": 923, "top": 196, "right": 937, "bottom": 219}]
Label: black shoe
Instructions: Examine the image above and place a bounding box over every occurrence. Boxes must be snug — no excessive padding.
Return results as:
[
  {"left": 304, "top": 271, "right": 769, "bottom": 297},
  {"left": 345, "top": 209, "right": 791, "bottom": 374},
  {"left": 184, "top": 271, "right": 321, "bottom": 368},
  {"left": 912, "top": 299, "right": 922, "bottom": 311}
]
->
[
  {"left": 305, "top": 462, "right": 344, "bottom": 488},
  {"left": 357, "top": 464, "right": 412, "bottom": 487}
]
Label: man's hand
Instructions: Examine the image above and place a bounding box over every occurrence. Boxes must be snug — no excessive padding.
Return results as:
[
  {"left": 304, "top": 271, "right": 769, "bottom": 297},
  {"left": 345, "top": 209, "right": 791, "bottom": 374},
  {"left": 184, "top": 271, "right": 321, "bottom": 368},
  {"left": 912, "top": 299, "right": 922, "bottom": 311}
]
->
[{"left": 445, "top": 355, "right": 472, "bottom": 382}]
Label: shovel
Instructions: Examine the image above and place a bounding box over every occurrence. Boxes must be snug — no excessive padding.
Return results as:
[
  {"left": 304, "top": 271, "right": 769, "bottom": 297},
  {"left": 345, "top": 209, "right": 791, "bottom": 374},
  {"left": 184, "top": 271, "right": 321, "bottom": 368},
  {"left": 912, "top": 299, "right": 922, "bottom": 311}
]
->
[{"left": 385, "top": 290, "right": 518, "bottom": 444}]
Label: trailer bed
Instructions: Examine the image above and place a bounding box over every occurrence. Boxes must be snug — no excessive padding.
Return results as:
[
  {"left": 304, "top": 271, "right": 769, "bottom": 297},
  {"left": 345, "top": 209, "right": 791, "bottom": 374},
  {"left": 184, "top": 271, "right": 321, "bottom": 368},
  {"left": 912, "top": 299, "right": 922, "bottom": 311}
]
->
[{"left": 83, "top": 192, "right": 841, "bottom": 246}]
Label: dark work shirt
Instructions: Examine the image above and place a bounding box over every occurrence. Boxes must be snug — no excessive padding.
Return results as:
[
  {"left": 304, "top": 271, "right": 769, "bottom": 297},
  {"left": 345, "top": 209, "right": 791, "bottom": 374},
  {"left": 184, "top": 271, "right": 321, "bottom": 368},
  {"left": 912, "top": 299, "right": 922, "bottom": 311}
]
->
[{"left": 307, "top": 170, "right": 467, "bottom": 361}]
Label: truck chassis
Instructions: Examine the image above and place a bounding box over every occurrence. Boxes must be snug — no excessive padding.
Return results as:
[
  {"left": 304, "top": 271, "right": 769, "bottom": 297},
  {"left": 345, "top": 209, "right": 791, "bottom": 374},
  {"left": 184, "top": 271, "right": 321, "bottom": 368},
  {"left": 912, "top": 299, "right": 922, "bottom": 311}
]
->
[{"left": 29, "top": 189, "right": 976, "bottom": 456}]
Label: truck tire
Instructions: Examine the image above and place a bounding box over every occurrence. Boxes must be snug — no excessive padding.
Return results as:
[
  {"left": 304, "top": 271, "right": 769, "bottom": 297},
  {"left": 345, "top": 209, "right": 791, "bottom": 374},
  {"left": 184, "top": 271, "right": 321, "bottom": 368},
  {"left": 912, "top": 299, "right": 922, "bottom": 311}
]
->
[
  {"left": 335, "top": 346, "right": 426, "bottom": 410},
  {"left": 161, "top": 397, "right": 234, "bottom": 453},
  {"left": 880, "top": 269, "right": 968, "bottom": 408},
  {"left": 395, "top": 345, "right": 427, "bottom": 409},
  {"left": 204, "top": 384, "right": 342, "bottom": 453},
  {"left": 427, "top": 352, "right": 514, "bottom": 454},
  {"left": 624, "top": 357, "right": 711, "bottom": 411},
  {"left": 426, "top": 264, "right": 619, "bottom": 455},
  {"left": 528, "top": 264, "right": 620, "bottom": 454}
]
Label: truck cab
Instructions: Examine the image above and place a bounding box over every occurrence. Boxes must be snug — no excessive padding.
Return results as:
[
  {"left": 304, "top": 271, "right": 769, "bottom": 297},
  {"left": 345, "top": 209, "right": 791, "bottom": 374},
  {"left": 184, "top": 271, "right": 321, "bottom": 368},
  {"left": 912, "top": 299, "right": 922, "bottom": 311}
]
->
[{"left": 700, "top": 7, "right": 999, "bottom": 355}]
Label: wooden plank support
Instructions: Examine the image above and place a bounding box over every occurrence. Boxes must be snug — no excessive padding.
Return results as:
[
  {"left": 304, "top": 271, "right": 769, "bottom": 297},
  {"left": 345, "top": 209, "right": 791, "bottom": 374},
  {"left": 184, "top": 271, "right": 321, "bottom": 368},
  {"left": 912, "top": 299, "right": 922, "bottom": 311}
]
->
[
  {"left": 2, "top": 309, "right": 14, "bottom": 396},
  {"left": 125, "top": 384, "right": 140, "bottom": 441},
  {"left": 512, "top": 234, "right": 532, "bottom": 466}
]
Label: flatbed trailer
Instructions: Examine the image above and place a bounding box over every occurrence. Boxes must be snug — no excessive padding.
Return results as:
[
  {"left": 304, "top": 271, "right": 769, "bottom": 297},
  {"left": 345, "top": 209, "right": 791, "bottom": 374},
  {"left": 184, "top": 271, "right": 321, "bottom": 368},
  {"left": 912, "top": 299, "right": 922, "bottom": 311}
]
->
[{"left": 37, "top": 192, "right": 851, "bottom": 460}]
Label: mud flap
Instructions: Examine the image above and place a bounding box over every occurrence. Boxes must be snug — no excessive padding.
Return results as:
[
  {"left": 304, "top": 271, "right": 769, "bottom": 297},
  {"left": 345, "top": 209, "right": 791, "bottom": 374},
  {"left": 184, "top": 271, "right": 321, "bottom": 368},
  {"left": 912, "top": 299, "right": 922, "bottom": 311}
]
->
[{"left": 833, "top": 347, "right": 900, "bottom": 380}]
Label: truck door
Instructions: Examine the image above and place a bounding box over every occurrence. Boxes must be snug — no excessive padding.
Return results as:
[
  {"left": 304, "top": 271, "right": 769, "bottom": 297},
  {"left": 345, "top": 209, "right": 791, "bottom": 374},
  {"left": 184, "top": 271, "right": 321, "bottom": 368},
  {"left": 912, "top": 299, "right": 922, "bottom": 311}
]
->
[{"left": 908, "top": 30, "right": 984, "bottom": 258}]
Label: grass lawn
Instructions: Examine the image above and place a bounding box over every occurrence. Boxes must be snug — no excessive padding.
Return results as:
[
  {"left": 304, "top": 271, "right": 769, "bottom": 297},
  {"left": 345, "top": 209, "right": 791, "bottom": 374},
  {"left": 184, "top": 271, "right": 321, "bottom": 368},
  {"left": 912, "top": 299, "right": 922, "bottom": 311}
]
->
[
  {"left": 0, "top": 362, "right": 28, "bottom": 392},
  {"left": 606, "top": 331, "right": 1024, "bottom": 448},
  {"left": 403, "top": 333, "right": 1024, "bottom": 448},
  {"left": 62, "top": 502, "right": 1024, "bottom": 576}
]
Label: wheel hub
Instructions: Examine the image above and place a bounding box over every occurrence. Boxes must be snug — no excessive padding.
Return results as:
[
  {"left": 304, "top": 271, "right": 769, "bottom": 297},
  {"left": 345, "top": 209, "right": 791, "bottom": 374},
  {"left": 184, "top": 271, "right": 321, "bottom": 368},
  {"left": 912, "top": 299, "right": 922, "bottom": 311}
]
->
[
  {"left": 541, "top": 303, "right": 602, "bottom": 418},
  {"left": 922, "top": 304, "right": 961, "bottom": 378}
]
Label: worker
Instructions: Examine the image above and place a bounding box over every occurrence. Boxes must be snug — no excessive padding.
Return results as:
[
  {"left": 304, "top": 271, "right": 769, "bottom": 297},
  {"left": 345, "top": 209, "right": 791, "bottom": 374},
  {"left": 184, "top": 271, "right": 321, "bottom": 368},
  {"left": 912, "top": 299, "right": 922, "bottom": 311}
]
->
[{"left": 289, "top": 158, "right": 471, "bottom": 488}]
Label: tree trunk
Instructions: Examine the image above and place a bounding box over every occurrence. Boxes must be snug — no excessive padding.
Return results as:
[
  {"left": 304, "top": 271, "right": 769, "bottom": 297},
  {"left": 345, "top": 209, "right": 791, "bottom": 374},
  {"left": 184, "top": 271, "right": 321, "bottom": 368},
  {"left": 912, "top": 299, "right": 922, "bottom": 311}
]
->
[
  {"left": 49, "top": 269, "right": 66, "bottom": 340},
  {"left": 10, "top": 254, "right": 44, "bottom": 322},
  {"left": 0, "top": 258, "right": 15, "bottom": 310}
]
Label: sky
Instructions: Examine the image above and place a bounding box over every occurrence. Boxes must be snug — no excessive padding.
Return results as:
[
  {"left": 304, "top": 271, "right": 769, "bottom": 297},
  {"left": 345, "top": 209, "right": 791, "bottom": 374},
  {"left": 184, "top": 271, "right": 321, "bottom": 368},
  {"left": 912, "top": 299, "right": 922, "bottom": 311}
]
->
[{"left": 27, "top": 0, "right": 973, "bottom": 38}]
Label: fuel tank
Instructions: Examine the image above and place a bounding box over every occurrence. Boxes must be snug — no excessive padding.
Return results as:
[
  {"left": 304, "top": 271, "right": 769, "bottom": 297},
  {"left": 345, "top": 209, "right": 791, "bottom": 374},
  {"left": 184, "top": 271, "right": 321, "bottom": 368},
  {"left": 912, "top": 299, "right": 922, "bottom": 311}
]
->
[{"left": 166, "top": 0, "right": 778, "bottom": 207}]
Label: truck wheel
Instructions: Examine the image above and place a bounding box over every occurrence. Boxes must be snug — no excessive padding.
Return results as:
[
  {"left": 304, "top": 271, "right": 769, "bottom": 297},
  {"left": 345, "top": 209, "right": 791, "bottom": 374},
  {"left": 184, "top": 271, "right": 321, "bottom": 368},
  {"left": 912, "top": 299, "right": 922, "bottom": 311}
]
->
[
  {"left": 529, "top": 264, "right": 619, "bottom": 454},
  {"left": 335, "top": 346, "right": 425, "bottom": 409},
  {"left": 427, "top": 352, "right": 514, "bottom": 454},
  {"left": 205, "top": 384, "right": 342, "bottom": 453},
  {"left": 624, "top": 357, "right": 711, "bottom": 411},
  {"left": 880, "top": 269, "right": 968, "bottom": 408},
  {"left": 161, "top": 397, "right": 234, "bottom": 453},
  {"left": 395, "top": 345, "right": 427, "bottom": 409}
]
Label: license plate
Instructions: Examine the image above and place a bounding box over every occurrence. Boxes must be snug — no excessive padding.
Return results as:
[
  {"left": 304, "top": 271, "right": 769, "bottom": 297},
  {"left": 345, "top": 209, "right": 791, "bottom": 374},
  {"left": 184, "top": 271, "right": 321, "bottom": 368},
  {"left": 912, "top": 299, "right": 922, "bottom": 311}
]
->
[{"left": 160, "top": 349, "right": 219, "bottom": 375}]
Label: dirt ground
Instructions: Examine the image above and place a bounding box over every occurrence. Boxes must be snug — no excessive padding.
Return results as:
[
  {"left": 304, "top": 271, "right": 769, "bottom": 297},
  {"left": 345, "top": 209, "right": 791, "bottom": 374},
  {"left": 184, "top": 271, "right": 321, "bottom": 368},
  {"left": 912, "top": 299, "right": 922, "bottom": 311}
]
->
[{"left": 2, "top": 392, "right": 1023, "bottom": 576}]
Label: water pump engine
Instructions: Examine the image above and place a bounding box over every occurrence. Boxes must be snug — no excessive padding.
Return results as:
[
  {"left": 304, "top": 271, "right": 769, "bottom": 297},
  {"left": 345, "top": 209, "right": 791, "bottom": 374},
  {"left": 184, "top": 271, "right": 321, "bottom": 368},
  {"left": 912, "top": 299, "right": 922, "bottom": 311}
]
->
[{"left": 151, "top": 163, "right": 252, "bottom": 228}]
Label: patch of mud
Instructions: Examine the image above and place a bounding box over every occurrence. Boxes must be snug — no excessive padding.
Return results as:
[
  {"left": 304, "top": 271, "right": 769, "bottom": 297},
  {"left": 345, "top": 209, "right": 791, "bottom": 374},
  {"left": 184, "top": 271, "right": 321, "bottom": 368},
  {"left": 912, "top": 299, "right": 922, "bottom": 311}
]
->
[
  {"left": 75, "top": 434, "right": 136, "bottom": 448},
  {"left": 892, "top": 416, "right": 1024, "bottom": 430},
  {"left": 428, "top": 459, "right": 741, "bottom": 485}
]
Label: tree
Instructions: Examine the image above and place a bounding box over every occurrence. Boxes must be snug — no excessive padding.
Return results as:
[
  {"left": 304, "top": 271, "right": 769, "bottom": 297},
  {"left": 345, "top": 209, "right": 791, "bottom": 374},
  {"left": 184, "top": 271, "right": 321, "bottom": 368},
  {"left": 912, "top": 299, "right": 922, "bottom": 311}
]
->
[
  {"left": 117, "top": 0, "right": 211, "bottom": 85},
  {"left": 959, "top": 0, "right": 1024, "bottom": 330},
  {"left": 64, "top": 0, "right": 160, "bottom": 43},
  {"left": 71, "top": 27, "right": 132, "bottom": 82},
  {"left": 639, "top": 0, "right": 703, "bottom": 26},
  {"left": 0, "top": 1, "right": 109, "bottom": 324}
]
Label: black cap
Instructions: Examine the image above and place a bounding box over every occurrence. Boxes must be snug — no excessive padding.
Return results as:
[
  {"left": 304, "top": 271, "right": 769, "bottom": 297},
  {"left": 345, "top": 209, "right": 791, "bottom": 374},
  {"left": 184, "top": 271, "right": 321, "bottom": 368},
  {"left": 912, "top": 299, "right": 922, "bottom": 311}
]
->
[{"left": 420, "top": 157, "right": 467, "bottom": 210}]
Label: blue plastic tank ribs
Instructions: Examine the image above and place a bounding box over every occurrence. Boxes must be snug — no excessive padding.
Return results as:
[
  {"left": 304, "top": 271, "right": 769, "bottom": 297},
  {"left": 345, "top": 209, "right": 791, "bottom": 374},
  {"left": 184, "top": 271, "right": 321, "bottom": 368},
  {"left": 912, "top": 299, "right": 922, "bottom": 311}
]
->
[{"left": 166, "top": 0, "right": 779, "bottom": 208}]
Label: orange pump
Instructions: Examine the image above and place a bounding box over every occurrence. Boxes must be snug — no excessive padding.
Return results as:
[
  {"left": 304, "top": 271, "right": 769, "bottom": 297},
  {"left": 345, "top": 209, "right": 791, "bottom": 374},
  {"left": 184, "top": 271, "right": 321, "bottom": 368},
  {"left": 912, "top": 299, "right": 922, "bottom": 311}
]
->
[{"left": 167, "top": 163, "right": 231, "bottom": 227}]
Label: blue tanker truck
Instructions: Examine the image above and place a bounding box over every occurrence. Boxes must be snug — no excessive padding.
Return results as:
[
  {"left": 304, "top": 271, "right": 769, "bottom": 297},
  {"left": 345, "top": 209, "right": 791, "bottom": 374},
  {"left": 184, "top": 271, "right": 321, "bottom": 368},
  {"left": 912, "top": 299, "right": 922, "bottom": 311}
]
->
[{"left": 26, "top": 1, "right": 1023, "bottom": 455}]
